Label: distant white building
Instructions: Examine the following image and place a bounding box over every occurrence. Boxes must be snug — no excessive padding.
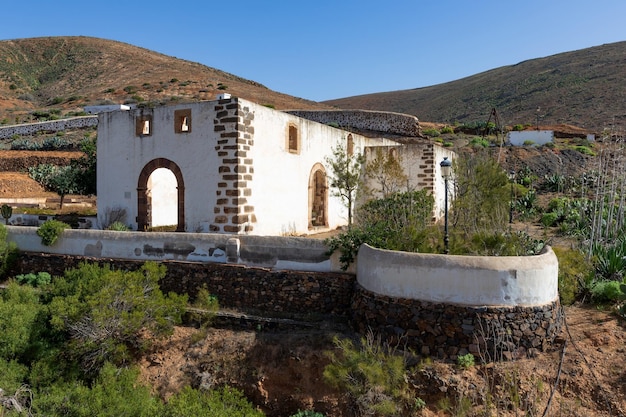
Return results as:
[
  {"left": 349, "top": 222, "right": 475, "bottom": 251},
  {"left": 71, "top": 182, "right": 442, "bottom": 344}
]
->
[
  {"left": 507, "top": 130, "right": 554, "bottom": 146},
  {"left": 96, "top": 96, "right": 454, "bottom": 235}
]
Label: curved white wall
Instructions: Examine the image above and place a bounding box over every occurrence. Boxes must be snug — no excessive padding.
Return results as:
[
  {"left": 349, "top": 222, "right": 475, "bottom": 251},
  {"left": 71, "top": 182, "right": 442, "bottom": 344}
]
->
[{"left": 356, "top": 244, "right": 558, "bottom": 306}]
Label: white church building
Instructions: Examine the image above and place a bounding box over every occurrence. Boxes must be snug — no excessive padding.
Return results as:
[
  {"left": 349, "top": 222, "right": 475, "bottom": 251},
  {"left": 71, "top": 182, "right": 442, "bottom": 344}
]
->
[{"left": 96, "top": 96, "right": 453, "bottom": 235}]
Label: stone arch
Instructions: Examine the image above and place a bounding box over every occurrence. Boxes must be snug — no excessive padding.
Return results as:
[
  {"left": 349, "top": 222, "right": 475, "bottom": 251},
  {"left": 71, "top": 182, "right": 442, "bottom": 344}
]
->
[
  {"left": 308, "top": 163, "right": 328, "bottom": 228},
  {"left": 137, "top": 158, "right": 185, "bottom": 231}
]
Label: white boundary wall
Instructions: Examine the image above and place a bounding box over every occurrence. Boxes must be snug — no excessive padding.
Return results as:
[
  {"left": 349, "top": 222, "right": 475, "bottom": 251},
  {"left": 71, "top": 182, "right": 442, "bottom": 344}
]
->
[
  {"left": 8, "top": 227, "right": 558, "bottom": 307},
  {"left": 6, "top": 226, "right": 338, "bottom": 273},
  {"left": 356, "top": 244, "right": 558, "bottom": 306}
]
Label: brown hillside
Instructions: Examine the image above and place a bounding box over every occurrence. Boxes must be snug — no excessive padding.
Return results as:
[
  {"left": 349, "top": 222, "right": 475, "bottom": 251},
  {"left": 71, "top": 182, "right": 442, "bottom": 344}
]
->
[
  {"left": 324, "top": 41, "right": 626, "bottom": 133},
  {"left": 0, "top": 36, "right": 331, "bottom": 123}
]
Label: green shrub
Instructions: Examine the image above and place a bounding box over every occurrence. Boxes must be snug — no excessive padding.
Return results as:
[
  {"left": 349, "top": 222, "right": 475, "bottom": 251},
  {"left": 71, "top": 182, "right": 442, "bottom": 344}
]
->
[
  {"left": 523, "top": 140, "right": 536, "bottom": 146},
  {"left": 0, "top": 282, "right": 43, "bottom": 360},
  {"left": 457, "top": 353, "right": 475, "bottom": 369},
  {"left": 512, "top": 124, "right": 525, "bottom": 131},
  {"left": 15, "top": 272, "right": 52, "bottom": 287},
  {"left": 163, "top": 385, "right": 264, "bottom": 417},
  {"left": 47, "top": 262, "right": 187, "bottom": 374},
  {"left": 0, "top": 224, "right": 17, "bottom": 278},
  {"left": 33, "top": 363, "right": 162, "bottom": 417},
  {"left": 469, "top": 137, "right": 490, "bottom": 147},
  {"left": 574, "top": 145, "right": 595, "bottom": 156},
  {"left": 107, "top": 221, "right": 130, "bottom": 231},
  {"left": 37, "top": 220, "right": 70, "bottom": 246},
  {"left": 590, "top": 280, "right": 624, "bottom": 303},
  {"left": 553, "top": 247, "right": 592, "bottom": 305},
  {"left": 423, "top": 128, "right": 440, "bottom": 137},
  {"left": 440, "top": 126, "right": 455, "bottom": 134},
  {"left": 540, "top": 212, "right": 560, "bottom": 227},
  {"left": 324, "top": 334, "right": 412, "bottom": 416}
]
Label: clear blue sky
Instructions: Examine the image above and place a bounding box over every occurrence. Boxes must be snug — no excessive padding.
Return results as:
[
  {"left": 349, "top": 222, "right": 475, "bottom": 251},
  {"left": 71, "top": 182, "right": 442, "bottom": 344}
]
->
[{"left": 2, "top": 0, "right": 625, "bottom": 102}]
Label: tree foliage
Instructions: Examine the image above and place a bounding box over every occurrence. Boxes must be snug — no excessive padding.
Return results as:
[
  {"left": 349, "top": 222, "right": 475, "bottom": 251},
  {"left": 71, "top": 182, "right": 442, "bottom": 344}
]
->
[
  {"left": 325, "top": 190, "right": 435, "bottom": 270},
  {"left": 451, "top": 151, "right": 511, "bottom": 235},
  {"left": 27, "top": 137, "right": 97, "bottom": 207},
  {"left": 325, "top": 142, "right": 364, "bottom": 226},
  {"left": 47, "top": 262, "right": 187, "bottom": 374},
  {"left": 362, "top": 147, "right": 408, "bottom": 198}
]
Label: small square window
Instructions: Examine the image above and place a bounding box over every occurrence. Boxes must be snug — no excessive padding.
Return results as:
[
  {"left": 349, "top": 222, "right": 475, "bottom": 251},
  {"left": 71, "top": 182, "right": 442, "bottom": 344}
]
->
[
  {"left": 175, "top": 109, "right": 192, "bottom": 133},
  {"left": 135, "top": 116, "right": 152, "bottom": 136}
]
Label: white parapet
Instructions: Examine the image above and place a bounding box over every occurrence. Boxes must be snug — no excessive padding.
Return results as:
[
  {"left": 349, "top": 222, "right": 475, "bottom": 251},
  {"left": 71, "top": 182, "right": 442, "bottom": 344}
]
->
[{"left": 356, "top": 243, "right": 558, "bottom": 307}]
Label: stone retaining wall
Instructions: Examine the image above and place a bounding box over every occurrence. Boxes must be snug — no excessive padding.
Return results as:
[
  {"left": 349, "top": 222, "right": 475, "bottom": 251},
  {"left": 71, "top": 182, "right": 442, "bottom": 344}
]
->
[
  {"left": 0, "top": 116, "right": 98, "bottom": 139},
  {"left": 10, "top": 252, "right": 355, "bottom": 317},
  {"left": 351, "top": 285, "right": 561, "bottom": 361}
]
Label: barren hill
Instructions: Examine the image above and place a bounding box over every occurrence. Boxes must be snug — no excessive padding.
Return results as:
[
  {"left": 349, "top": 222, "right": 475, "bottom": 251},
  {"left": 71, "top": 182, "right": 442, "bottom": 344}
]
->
[
  {"left": 0, "top": 36, "right": 330, "bottom": 123},
  {"left": 324, "top": 41, "right": 626, "bottom": 133}
]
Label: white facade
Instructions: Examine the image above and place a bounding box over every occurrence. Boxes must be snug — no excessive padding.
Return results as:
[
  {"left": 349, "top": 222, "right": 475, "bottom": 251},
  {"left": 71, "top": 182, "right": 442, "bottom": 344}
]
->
[{"left": 97, "top": 97, "right": 398, "bottom": 236}]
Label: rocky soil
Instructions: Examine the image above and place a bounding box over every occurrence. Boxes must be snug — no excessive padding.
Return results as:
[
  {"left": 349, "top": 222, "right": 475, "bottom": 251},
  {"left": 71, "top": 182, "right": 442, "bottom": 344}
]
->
[{"left": 138, "top": 305, "right": 625, "bottom": 417}]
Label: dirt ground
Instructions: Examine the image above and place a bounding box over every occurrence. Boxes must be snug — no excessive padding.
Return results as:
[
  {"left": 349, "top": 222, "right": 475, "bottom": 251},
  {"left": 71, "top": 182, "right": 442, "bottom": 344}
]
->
[{"left": 136, "top": 305, "right": 625, "bottom": 417}]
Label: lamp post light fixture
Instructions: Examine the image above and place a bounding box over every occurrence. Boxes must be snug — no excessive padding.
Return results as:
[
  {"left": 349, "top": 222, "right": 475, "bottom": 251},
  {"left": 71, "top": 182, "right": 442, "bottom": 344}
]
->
[
  {"left": 440, "top": 157, "right": 452, "bottom": 254},
  {"left": 508, "top": 170, "right": 516, "bottom": 224}
]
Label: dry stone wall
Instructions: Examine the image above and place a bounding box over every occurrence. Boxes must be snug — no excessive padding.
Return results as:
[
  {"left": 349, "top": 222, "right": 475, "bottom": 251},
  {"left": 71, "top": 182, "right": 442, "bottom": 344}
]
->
[
  {"left": 287, "top": 109, "right": 421, "bottom": 137},
  {"left": 351, "top": 285, "right": 562, "bottom": 361},
  {"left": 0, "top": 116, "right": 98, "bottom": 139}
]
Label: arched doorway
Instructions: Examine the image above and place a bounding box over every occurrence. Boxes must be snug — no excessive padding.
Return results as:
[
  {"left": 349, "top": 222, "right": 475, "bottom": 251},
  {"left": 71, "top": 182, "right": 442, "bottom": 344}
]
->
[
  {"left": 137, "top": 158, "right": 185, "bottom": 231},
  {"left": 148, "top": 168, "right": 178, "bottom": 228},
  {"left": 308, "top": 163, "right": 328, "bottom": 228}
]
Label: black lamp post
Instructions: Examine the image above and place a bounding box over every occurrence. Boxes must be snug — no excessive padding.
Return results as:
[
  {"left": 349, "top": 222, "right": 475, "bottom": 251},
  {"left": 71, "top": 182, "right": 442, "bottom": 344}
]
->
[
  {"left": 508, "top": 171, "right": 515, "bottom": 224},
  {"left": 440, "top": 157, "right": 452, "bottom": 254}
]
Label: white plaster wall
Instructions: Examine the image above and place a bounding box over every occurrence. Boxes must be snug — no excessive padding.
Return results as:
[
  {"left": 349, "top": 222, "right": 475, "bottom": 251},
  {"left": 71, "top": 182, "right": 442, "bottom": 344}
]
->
[
  {"left": 507, "top": 130, "right": 554, "bottom": 146},
  {"left": 97, "top": 103, "right": 221, "bottom": 232},
  {"left": 6, "top": 226, "right": 338, "bottom": 272},
  {"left": 357, "top": 244, "right": 559, "bottom": 306},
  {"left": 244, "top": 101, "right": 397, "bottom": 236}
]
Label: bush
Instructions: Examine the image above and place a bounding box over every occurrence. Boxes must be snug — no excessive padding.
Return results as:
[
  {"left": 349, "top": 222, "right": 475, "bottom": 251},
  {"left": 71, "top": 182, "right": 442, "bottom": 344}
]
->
[
  {"left": 0, "top": 224, "right": 17, "bottom": 278},
  {"left": 47, "top": 262, "right": 187, "bottom": 374},
  {"left": 163, "top": 386, "right": 264, "bottom": 417},
  {"left": 107, "top": 221, "right": 130, "bottom": 231},
  {"left": 15, "top": 272, "right": 52, "bottom": 287},
  {"left": 590, "top": 280, "right": 624, "bottom": 303},
  {"left": 422, "top": 128, "right": 440, "bottom": 137},
  {"left": 469, "top": 137, "right": 490, "bottom": 147},
  {"left": 457, "top": 353, "right": 475, "bottom": 369},
  {"left": 440, "top": 126, "right": 455, "bottom": 134},
  {"left": 324, "top": 333, "right": 412, "bottom": 416},
  {"left": 553, "top": 247, "right": 592, "bottom": 305},
  {"left": 37, "top": 220, "right": 70, "bottom": 246},
  {"left": 523, "top": 140, "right": 536, "bottom": 146}
]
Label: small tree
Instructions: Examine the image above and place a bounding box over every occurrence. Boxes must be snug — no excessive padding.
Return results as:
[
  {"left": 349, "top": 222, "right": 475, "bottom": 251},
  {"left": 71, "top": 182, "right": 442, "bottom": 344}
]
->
[
  {"left": 325, "top": 142, "right": 364, "bottom": 226},
  {"left": 28, "top": 164, "right": 78, "bottom": 209},
  {"left": 362, "top": 147, "right": 408, "bottom": 198}
]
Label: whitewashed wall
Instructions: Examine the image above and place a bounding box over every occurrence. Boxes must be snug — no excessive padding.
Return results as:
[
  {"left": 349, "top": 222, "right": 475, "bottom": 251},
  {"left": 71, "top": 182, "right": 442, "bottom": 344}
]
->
[
  {"left": 357, "top": 244, "right": 558, "bottom": 306},
  {"left": 248, "top": 102, "right": 397, "bottom": 235},
  {"left": 97, "top": 102, "right": 222, "bottom": 232}
]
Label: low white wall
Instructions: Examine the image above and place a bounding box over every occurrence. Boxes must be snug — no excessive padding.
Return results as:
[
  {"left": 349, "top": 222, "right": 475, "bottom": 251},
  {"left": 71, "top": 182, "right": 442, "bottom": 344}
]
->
[
  {"left": 356, "top": 244, "right": 558, "bottom": 306},
  {"left": 6, "top": 226, "right": 339, "bottom": 273}
]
